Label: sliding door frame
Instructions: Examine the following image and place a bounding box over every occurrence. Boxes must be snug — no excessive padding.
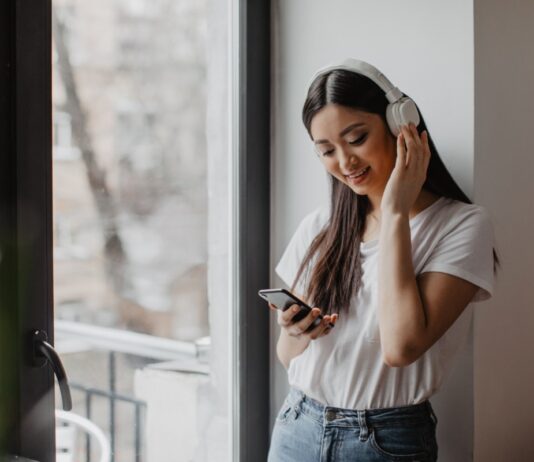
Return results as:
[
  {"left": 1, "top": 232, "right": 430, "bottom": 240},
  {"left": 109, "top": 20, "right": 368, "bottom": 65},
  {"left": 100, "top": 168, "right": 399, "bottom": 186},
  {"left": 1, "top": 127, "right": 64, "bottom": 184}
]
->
[
  {"left": 0, "top": 0, "right": 55, "bottom": 460},
  {"left": 232, "top": 0, "right": 272, "bottom": 460}
]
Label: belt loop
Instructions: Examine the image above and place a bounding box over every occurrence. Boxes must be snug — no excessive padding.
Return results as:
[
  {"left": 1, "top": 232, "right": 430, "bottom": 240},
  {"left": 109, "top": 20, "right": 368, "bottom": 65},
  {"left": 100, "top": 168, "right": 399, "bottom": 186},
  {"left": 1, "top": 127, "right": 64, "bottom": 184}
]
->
[
  {"left": 357, "top": 410, "right": 369, "bottom": 441},
  {"left": 294, "top": 390, "right": 305, "bottom": 413}
]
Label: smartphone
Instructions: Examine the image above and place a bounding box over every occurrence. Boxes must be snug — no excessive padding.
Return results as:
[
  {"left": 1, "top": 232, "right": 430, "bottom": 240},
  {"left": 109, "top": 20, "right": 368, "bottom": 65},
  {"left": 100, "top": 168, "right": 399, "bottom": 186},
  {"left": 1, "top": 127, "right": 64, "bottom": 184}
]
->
[{"left": 258, "top": 288, "right": 334, "bottom": 330}]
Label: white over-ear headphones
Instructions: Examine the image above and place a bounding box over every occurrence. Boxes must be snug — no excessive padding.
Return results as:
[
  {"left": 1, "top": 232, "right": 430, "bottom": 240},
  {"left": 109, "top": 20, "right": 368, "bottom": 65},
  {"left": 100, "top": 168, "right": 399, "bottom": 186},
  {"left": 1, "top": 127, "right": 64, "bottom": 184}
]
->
[{"left": 308, "top": 58, "right": 420, "bottom": 137}]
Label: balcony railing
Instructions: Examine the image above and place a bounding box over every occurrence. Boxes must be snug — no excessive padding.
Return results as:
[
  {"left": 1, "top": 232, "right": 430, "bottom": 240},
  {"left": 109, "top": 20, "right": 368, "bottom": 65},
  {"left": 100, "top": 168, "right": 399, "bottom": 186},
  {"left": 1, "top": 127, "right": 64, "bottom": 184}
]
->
[{"left": 55, "top": 320, "right": 209, "bottom": 462}]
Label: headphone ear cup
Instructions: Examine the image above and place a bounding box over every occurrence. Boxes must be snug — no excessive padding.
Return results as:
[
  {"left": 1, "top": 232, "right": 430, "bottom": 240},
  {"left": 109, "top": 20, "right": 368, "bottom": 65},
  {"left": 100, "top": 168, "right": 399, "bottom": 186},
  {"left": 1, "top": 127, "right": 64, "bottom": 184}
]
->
[
  {"left": 386, "top": 104, "right": 401, "bottom": 137},
  {"left": 386, "top": 97, "right": 420, "bottom": 137}
]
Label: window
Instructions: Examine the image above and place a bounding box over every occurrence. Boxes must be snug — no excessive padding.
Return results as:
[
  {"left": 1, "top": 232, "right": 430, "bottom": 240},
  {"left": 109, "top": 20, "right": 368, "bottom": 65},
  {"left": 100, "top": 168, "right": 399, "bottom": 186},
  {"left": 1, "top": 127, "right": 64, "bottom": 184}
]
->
[{"left": 0, "top": 0, "right": 271, "bottom": 460}]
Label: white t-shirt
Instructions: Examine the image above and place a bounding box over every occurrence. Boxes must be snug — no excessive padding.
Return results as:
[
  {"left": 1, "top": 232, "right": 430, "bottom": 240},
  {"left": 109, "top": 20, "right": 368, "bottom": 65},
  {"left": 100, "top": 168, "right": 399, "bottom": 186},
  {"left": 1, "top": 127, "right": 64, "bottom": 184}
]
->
[{"left": 275, "top": 196, "right": 495, "bottom": 410}]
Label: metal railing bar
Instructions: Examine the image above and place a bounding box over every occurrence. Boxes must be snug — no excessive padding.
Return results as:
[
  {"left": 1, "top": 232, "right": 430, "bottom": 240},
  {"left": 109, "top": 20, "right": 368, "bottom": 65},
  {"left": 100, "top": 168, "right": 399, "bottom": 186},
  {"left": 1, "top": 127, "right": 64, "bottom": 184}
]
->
[
  {"left": 135, "top": 404, "right": 142, "bottom": 462},
  {"left": 56, "top": 320, "right": 197, "bottom": 360},
  {"left": 70, "top": 382, "right": 146, "bottom": 405},
  {"left": 70, "top": 382, "right": 146, "bottom": 462},
  {"left": 86, "top": 391, "right": 92, "bottom": 461},
  {"left": 109, "top": 352, "right": 116, "bottom": 462}
]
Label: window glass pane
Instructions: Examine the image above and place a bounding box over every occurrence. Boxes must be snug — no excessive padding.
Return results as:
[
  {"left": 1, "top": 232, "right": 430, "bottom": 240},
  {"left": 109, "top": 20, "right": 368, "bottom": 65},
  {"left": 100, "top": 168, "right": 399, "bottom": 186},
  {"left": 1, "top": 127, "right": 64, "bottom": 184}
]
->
[{"left": 52, "top": 0, "right": 230, "bottom": 460}]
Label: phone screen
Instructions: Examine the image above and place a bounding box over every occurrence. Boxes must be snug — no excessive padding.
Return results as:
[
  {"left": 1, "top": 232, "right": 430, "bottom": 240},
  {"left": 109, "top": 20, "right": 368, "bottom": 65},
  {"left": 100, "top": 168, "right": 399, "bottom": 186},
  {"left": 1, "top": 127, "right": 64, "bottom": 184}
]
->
[
  {"left": 258, "top": 288, "right": 333, "bottom": 329},
  {"left": 258, "top": 288, "right": 309, "bottom": 311}
]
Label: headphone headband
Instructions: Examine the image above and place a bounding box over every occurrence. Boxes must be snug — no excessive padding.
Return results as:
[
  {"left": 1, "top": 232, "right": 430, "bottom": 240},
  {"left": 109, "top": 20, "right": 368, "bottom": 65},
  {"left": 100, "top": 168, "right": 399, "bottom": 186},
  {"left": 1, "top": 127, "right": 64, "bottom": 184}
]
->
[
  {"left": 307, "top": 58, "right": 420, "bottom": 136},
  {"left": 308, "top": 58, "right": 403, "bottom": 103}
]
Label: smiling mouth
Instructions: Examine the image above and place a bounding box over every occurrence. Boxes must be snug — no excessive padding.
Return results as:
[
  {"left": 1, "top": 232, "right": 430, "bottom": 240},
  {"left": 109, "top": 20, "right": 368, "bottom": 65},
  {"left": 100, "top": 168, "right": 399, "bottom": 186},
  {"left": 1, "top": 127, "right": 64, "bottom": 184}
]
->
[{"left": 345, "top": 166, "right": 370, "bottom": 179}]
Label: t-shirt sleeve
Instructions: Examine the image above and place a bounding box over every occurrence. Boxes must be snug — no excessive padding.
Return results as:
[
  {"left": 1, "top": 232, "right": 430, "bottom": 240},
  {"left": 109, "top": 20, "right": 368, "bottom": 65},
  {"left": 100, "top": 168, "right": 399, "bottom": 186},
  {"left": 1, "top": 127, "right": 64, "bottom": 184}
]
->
[{"left": 419, "top": 206, "right": 496, "bottom": 303}]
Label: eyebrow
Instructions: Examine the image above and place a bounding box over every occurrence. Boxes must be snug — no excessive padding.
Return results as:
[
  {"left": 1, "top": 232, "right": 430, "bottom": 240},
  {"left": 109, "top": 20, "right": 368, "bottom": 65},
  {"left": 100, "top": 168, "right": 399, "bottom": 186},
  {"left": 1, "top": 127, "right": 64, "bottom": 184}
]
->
[{"left": 313, "top": 122, "right": 366, "bottom": 145}]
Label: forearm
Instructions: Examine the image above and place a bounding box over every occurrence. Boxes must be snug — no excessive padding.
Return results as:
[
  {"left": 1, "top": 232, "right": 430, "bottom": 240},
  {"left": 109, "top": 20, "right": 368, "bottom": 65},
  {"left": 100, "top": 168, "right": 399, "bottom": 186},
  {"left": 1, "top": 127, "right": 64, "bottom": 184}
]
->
[
  {"left": 276, "top": 329, "right": 311, "bottom": 370},
  {"left": 377, "top": 213, "right": 426, "bottom": 365}
]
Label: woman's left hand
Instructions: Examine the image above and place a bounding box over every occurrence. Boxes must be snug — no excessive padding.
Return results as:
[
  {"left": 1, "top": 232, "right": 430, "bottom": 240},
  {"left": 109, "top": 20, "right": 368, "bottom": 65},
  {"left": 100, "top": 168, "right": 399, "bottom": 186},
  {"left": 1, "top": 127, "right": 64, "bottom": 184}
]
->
[{"left": 381, "top": 123, "right": 431, "bottom": 216}]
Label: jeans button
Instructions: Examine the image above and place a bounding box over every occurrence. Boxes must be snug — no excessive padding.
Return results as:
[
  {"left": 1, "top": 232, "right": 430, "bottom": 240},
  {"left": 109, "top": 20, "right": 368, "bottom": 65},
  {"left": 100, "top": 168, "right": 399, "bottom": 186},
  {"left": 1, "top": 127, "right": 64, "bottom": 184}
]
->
[{"left": 325, "top": 410, "right": 336, "bottom": 421}]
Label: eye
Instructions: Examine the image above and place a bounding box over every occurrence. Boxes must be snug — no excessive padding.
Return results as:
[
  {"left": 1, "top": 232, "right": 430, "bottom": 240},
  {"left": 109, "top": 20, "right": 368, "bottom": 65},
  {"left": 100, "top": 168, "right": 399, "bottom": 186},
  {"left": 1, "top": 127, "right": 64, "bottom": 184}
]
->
[
  {"left": 321, "top": 148, "right": 335, "bottom": 157},
  {"left": 348, "top": 133, "right": 368, "bottom": 145},
  {"left": 315, "top": 145, "right": 335, "bottom": 157}
]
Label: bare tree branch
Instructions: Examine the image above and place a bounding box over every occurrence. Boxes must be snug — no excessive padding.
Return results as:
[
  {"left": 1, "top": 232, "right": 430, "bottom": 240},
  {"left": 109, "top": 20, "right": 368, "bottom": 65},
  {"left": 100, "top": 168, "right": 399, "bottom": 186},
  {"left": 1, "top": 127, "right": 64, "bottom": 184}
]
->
[{"left": 52, "top": 8, "right": 130, "bottom": 295}]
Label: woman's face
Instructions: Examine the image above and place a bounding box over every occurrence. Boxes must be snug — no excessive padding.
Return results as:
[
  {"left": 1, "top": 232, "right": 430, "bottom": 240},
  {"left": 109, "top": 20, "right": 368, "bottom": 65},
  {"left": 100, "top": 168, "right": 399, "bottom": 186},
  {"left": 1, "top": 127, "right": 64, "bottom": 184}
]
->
[{"left": 310, "top": 103, "right": 397, "bottom": 197}]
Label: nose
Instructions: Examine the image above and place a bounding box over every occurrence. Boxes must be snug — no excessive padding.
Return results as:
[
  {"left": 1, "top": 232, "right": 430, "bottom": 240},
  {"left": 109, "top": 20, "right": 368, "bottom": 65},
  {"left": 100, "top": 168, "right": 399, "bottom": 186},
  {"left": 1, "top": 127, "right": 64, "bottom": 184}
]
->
[{"left": 337, "top": 146, "right": 359, "bottom": 172}]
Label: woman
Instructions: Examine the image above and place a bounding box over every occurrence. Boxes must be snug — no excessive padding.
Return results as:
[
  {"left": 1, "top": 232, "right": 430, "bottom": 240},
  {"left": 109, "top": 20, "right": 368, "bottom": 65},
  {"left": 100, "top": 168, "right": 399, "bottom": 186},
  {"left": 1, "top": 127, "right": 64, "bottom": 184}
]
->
[{"left": 267, "top": 59, "right": 500, "bottom": 461}]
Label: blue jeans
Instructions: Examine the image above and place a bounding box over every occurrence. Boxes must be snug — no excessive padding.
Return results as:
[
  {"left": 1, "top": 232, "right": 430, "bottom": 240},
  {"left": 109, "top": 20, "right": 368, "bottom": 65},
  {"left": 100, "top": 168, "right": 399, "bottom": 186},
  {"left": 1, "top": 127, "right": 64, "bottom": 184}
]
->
[{"left": 268, "top": 387, "right": 438, "bottom": 461}]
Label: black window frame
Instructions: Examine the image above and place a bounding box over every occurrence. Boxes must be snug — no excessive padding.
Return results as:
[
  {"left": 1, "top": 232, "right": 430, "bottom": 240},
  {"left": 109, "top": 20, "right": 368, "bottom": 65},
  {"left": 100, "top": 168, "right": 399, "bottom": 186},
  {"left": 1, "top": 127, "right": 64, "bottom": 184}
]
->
[
  {"left": 233, "top": 0, "right": 272, "bottom": 460},
  {"left": 1, "top": 0, "right": 272, "bottom": 460},
  {"left": 1, "top": 0, "right": 55, "bottom": 460}
]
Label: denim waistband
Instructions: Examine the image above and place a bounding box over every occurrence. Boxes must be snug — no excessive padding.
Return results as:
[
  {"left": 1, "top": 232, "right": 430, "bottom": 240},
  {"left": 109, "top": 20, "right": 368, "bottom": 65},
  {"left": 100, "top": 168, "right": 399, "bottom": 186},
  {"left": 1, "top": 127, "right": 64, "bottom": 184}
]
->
[{"left": 284, "top": 387, "right": 438, "bottom": 429}]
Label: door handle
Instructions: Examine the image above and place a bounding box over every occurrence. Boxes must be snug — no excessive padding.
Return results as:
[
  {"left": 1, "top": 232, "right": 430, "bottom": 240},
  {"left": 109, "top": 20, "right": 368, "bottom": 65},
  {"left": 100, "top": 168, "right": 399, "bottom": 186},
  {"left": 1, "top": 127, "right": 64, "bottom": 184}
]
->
[{"left": 31, "top": 329, "right": 72, "bottom": 411}]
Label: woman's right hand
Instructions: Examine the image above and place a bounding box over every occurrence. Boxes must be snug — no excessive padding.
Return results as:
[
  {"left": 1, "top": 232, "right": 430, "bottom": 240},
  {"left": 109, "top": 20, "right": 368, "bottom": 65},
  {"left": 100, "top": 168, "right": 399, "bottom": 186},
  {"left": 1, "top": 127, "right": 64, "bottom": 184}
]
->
[{"left": 269, "top": 303, "right": 338, "bottom": 340}]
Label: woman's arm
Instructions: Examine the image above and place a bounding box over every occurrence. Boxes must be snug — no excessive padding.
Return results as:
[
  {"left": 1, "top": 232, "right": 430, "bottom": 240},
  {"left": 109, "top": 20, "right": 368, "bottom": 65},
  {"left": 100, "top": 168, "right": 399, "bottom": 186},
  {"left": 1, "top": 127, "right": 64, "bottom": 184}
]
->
[
  {"left": 273, "top": 295, "right": 337, "bottom": 370},
  {"left": 377, "top": 213, "right": 478, "bottom": 367},
  {"left": 276, "top": 329, "right": 310, "bottom": 370},
  {"left": 377, "top": 125, "right": 482, "bottom": 367}
]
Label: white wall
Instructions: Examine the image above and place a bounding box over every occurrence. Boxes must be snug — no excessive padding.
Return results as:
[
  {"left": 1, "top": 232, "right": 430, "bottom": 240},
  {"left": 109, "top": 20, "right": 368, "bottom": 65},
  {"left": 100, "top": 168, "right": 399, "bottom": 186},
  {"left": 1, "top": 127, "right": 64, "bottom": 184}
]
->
[
  {"left": 473, "top": 1, "right": 534, "bottom": 460},
  {"left": 270, "top": 1, "right": 475, "bottom": 460}
]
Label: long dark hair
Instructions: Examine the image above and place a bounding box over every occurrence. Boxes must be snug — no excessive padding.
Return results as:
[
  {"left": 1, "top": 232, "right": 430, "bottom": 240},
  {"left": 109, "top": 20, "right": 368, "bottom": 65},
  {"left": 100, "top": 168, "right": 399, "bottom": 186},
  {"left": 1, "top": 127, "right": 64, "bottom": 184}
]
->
[{"left": 291, "top": 69, "right": 501, "bottom": 316}]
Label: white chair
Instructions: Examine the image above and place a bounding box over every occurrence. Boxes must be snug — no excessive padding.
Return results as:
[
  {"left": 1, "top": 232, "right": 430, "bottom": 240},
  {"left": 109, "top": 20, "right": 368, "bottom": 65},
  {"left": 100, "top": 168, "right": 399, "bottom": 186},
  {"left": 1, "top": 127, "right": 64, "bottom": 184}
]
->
[{"left": 56, "top": 410, "right": 111, "bottom": 462}]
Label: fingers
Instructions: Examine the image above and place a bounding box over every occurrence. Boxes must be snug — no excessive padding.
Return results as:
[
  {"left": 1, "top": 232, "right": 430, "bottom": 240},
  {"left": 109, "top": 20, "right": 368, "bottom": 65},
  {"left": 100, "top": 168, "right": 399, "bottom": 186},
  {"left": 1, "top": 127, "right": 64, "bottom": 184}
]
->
[
  {"left": 400, "top": 124, "right": 429, "bottom": 169},
  {"left": 396, "top": 130, "right": 406, "bottom": 168},
  {"left": 278, "top": 304, "right": 302, "bottom": 327},
  {"left": 408, "top": 123, "right": 423, "bottom": 148},
  {"left": 421, "top": 130, "right": 431, "bottom": 166},
  {"left": 306, "top": 313, "right": 338, "bottom": 339},
  {"left": 278, "top": 304, "right": 338, "bottom": 339},
  {"left": 286, "top": 307, "right": 322, "bottom": 336},
  {"left": 400, "top": 124, "right": 416, "bottom": 167}
]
